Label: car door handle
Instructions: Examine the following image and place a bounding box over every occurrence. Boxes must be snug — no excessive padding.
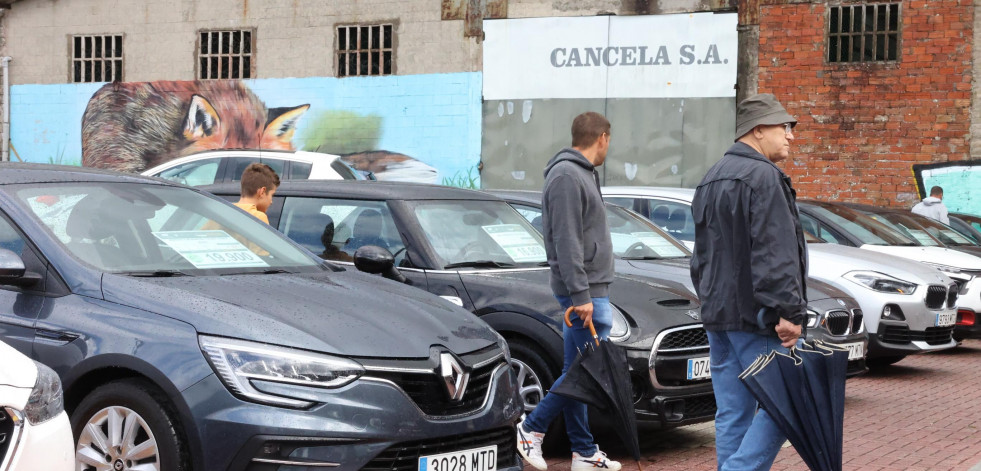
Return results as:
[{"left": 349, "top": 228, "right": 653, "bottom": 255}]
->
[{"left": 35, "top": 329, "right": 79, "bottom": 344}]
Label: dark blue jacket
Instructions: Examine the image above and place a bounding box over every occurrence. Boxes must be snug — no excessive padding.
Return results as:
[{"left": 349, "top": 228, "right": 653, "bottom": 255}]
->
[{"left": 690, "top": 142, "right": 807, "bottom": 333}]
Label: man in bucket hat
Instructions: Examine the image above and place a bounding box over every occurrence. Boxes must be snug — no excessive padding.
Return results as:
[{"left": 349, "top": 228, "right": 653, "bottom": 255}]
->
[{"left": 690, "top": 93, "right": 808, "bottom": 471}]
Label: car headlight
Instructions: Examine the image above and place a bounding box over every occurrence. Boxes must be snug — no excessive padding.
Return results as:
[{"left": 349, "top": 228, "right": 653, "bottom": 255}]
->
[
  {"left": 25, "top": 361, "right": 65, "bottom": 425},
  {"left": 844, "top": 271, "right": 917, "bottom": 294},
  {"left": 610, "top": 304, "right": 630, "bottom": 341},
  {"left": 200, "top": 335, "right": 364, "bottom": 408},
  {"left": 805, "top": 309, "right": 821, "bottom": 328}
]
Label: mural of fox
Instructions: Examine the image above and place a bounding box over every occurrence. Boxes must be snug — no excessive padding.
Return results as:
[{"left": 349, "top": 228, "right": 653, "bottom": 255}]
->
[{"left": 81, "top": 80, "right": 308, "bottom": 173}]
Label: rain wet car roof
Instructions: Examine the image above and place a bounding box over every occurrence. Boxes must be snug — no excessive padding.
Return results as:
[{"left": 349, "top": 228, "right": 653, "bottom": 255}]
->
[
  {"left": 0, "top": 162, "right": 171, "bottom": 185},
  {"left": 203, "top": 180, "right": 506, "bottom": 201}
]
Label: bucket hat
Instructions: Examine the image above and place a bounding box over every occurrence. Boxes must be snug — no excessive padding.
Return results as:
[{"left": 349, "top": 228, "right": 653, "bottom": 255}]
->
[{"left": 735, "top": 93, "right": 797, "bottom": 141}]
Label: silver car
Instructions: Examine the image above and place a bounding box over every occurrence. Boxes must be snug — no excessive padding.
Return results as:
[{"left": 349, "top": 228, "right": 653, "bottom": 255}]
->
[{"left": 602, "top": 186, "right": 958, "bottom": 366}]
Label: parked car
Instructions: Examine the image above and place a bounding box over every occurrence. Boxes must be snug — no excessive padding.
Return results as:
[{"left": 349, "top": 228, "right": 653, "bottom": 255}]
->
[
  {"left": 601, "top": 186, "right": 698, "bottom": 250},
  {"left": 203, "top": 180, "right": 719, "bottom": 429},
  {"left": 142, "top": 149, "right": 365, "bottom": 186},
  {"left": 489, "top": 189, "right": 869, "bottom": 375},
  {"left": 0, "top": 339, "right": 73, "bottom": 471},
  {"left": 946, "top": 214, "right": 981, "bottom": 245},
  {"left": 799, "top": 200, "right": 981, "bottom": 343},
  {"left": 597, "top": 187, "right": 958, "bottom": 364},
  {"left": 952, "top": 212, "right": 981, "bottom": 236},
  {"left": 0, "top": 163, "right": 521, "bottom": 471}
]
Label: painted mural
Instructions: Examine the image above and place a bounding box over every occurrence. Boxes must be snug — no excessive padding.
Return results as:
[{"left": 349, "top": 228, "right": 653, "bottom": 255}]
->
[
  {"left": 913, "top": 160, "right": 981, "bottom": 216},
  {"left": 10, "top": 74, "right": 482, "bottom": 187}
]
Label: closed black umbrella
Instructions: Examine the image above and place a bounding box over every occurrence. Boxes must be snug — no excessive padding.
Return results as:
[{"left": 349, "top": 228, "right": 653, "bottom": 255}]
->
[
  {"left": 550, "top": 307, "right": 644, "bottom": 471},
  {"left": 738, "top": 340, "right": 848, "bottom": 471}
]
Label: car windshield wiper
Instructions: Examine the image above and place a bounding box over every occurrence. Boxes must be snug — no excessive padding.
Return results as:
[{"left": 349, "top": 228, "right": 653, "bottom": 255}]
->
[
  {"left": 120, "top": 269, "right": 192, "bottom": 277},
  {"left": 619, "top": 255, "right": 663, "bottom": 260},
  {"left": 220, "top": 268, "right": 295, "bottom": 275},
  {"left": 443, "top": 260, "right": 517, "bottom": 269}
]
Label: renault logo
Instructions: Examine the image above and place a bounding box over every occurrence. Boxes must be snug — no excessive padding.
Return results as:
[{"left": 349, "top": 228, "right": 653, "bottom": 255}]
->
[{"left": 439, "top": 353, "right": 470, "bottom": 401}]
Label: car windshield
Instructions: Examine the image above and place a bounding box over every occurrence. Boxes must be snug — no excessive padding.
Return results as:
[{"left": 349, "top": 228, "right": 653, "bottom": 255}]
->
[
  {"left": 802, "top": 204, "right": 916, "bottom": 246},
  {"left": 867, "top": 211, "right": 976, "bottom": 247},
  {"left": 605, "top": 205, "right": 690, "bottom": 259},
  {"left": 12, "top": 182, "right": 323, "bottom": 275},
  {"left": 409, "top": 200, "right": 547, "bottom": 269}
]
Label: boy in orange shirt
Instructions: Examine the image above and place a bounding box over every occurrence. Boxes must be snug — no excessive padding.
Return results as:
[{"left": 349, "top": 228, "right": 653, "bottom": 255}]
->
[{"left": 235, "top": 163, "right": 279, "bottom": 224}]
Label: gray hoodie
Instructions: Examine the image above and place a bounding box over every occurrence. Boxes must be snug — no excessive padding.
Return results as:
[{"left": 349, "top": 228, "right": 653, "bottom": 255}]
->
[
  {"left": 541, "top": 148, "right": 614, "bottom": 305},
  {"left": 911, "top": 197, "right": 949, "bottom": 224}
]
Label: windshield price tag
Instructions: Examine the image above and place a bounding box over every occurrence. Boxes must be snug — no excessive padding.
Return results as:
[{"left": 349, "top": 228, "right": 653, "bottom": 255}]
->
[
  {"left": 630, "top": 232, "right": 686, "bottom": 257},
  {"left": 482, "top": 224, "right": 546, "bottom": 262},
  {"left": 153, "top": 231, "right": 269, "bottom": 269},
  {"left": 907, "top": 229, "right": 937, "bottom": 246}
]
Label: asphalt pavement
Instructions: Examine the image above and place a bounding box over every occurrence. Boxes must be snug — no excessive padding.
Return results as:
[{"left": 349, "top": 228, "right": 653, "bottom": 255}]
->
[{"left": 538, "top": 339, "right": 981, "bottom": 471}]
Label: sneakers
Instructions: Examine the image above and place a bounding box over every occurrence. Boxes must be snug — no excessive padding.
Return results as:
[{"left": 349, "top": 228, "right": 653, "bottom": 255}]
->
[
  {"left": 571, "top": 449, "right": 622, "bottom": 471},
  {"left": 515, "top": 419, "right": 547, "bottom": 471}
]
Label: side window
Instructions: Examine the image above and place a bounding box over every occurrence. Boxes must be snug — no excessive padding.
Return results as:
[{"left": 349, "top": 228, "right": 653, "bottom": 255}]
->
[
  {"left": 226, "top": 157, "right": 260, "bottom": 182},
  {"left": 647, "top": 199, "right": 695, "bottom": 244},
  {"left": 278, "top": 197, "right": 406, "bottom": 265},
  {"left": 260, "top": 159, "right": 287, "bottom": 180},
  {"left": 156, "top": 158, "right": 221, "bottom": 187},
  {"left": 292, "top": 162, "right": 313, "bottom": 179},
  {"left": 511, "top": 204, "right": 543, "bottom": 234},
  {"left": 604, "top": 197, "right": 635, "bottom": 211},
  {"left": 800, "top": 213, "right": 841, "bottom": 244}
]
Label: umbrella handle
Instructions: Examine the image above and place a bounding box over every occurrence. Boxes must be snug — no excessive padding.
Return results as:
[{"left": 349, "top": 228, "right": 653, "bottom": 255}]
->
[{"left": 564, "top": 306, "right": 600, "bottom": 346}]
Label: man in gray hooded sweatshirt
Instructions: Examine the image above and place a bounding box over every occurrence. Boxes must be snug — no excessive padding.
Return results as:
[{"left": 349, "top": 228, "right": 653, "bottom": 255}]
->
[
  {"left": 911, "top": 186, "right": 949, "bottom": 224},
  {"left": 515, "top": 112, "right": 620, "bottom": 471}
]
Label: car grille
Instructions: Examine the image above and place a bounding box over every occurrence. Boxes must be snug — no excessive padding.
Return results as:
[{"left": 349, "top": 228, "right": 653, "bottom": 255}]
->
[
  {"left": 947, "top": 283, "right": 959, "bottom": 309},
  {"left": 0, "top": 409, "right": 12, "bottom": 466},
  {"left": 852, "top": 309, "right": 864, "bottom": 334},
  {"left": 683, "top": 394, "right": 717, "bottom": 419},
  {"left": 926, "top": 285, "right": 947, "bottom": 309},
  {"left": 826, "top": 310, "right": 850, "bottom": 336},
  {"left": 367, "top": 360, "right": 504, "bottom": 417},
  {"left": 658, "top": 326, "right": 709, "bottom": 351},
  {"left": 361, "top": 426, "right": 515, "bottom": 471},
  {"left": 880, "top": 326, "right": 954, "bottom": 345}
]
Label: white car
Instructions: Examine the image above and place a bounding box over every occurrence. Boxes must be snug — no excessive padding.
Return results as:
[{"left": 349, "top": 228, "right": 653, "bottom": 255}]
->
[
  {"left": 601, "top": 186, "right": 959, "bottom": 364},
  {"left": 0, "top": 340, "right": 73, "bottom": 471},
  {"left": 141, "top": 149, "right": 364, "bottom": 186}
]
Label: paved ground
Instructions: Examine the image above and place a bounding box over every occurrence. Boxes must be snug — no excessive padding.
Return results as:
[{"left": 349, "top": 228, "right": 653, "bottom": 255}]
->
[{"left": 538, "top": 339, "right": 981, "bottom": 471}]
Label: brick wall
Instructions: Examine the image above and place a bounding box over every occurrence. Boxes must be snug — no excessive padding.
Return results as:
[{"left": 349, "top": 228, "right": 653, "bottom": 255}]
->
[{"left": 758, "top": 0, "right": 974, "bottom": 206}]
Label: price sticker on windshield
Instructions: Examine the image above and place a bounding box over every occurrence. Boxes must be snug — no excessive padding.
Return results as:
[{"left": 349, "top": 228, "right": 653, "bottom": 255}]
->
[
  {"left": 630, "top": 232, "right": 687, "bottom": 257},
  {"left": 482, "top": 224, "right": 546, "bottom": 262},
  {"left": 153, "top": 230, "right": 269, "bottom": 269}
]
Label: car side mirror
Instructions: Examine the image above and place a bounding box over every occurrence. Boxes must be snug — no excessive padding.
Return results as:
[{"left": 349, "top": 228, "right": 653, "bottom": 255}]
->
[
  {"left": 0, "top": 249, "right": 40, "bottom": 288},
  {"left": 354, "top": 245, "right": 409, "bottom": 284}
]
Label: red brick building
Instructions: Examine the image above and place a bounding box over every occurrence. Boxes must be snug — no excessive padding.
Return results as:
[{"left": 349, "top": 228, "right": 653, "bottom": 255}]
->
[{"left": 755, "top": 0, "right": 974, "bottom": 206}]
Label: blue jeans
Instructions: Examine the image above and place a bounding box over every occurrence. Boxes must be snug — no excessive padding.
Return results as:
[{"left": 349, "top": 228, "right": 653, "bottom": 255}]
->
[
  {"left": 522, "top": 296, "right": 612, "bottom": 456},
  {"left": 707, "top": 330, "right": 791, "bottom": 471}
]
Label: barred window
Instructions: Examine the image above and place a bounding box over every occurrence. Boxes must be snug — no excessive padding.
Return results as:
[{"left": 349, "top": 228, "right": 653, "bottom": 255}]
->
[
  {"left": 71, "top": 35, "right": 123, "bottom": 83},
  {"left": 828, "top": 3, "right": 900, "bottom": 63},
  {"left": 198, "top": 30, "right": 254, "bottom": 80},
  {"left": 336, "top": 24, "right": 394, "bottom": 77}
]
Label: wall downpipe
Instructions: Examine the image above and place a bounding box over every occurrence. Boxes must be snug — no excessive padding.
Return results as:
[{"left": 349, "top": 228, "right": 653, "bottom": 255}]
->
[{"left": 1, "top": 56, "right": 9, "bottom": 162}]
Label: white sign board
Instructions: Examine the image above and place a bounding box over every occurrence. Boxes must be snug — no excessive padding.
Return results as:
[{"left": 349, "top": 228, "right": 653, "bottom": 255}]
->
[{"left": 483, "top": 13, "right": 738, "bottom": 100}]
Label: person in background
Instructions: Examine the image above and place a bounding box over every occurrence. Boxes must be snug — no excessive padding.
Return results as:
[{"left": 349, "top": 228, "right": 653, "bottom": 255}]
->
[
  {"left": 234, "top": 163, "right": 280, "bottom": 224},
  {"left": 911, "top": 186, "right": 949, "bottom": 224}
]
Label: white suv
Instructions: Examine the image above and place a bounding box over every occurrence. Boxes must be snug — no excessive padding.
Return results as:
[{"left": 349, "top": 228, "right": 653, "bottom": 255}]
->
[
  {"left": 141, "top": 149, "right": 364, "bottom": 186},
  {"left": 0, "top": 340, "right": 73, "bottom": 471}
]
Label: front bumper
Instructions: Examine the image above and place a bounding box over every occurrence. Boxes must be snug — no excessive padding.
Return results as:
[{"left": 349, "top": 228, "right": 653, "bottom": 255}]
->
[
  {"left": 627, "top": 324, "right": 716, "bottom": 429},
  {"left": 182, "top": 359, "right": 523, "bottom": 471},
  {"left": 844, "top": 284, "right": 959, "bottom": 358},
  {"left": 1, "top": 408, "right": 73, "bottom": 471},
  {"left": 870, "top": 320, "right": 957, "bottom": 357}
]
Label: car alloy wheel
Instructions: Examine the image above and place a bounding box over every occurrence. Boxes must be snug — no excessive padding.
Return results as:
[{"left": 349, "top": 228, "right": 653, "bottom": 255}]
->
[
  {"left": 510, "top": 358, "right": 545, "bottom": 413},
  {"left": 76, "top": 406, "right": 160, "bottom": 471}
]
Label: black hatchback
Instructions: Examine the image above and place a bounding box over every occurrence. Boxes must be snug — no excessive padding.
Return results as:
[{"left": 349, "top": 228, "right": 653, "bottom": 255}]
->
[{"left": 204, "top": 180, "right": 718, "bottom": 429}]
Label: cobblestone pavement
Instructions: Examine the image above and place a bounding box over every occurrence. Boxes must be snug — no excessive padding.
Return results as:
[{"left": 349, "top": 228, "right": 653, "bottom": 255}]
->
[{"left": 538, "top": 339, "right": 981, "bottom": 471}]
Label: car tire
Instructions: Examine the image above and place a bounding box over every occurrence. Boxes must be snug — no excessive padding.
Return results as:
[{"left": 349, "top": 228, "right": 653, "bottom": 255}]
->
[
  {"left": 508, "top": 339, "right": 569, "bottom": 453},
  {"left": 867, "top": 355, "right": 906, "bottom": 369},
  {"left": 71, "top": 379, "right": 189, "bottom": 471}
]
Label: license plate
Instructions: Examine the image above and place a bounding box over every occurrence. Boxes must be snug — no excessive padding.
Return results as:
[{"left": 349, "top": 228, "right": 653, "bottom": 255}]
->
[
  {"left": 937, "top": 312, "right": 956, "bottom": 327},
  {"left": 687, "top": 357, "right": 711, "bottom": 380},
  {"left": 840, "top": 342, "right": 864, "bottom": 360},
  {"left": 419, "top": 446, "right": 497, "bottom": 471}
]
